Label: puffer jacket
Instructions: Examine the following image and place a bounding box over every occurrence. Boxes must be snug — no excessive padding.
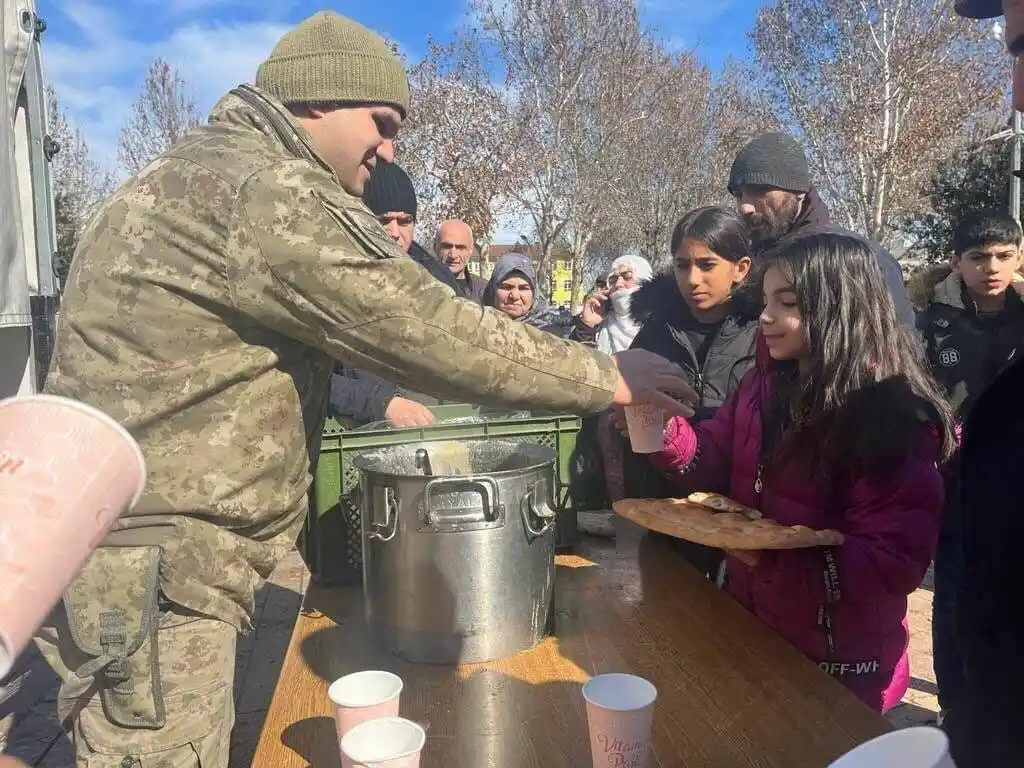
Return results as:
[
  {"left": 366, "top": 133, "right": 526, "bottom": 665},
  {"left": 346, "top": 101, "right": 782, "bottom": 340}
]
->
[
  {"left": 628, "top": 274, "right": 759, "bottom": 423},
  {"left": 650, "top": 335, "right": 944, "bottom": 712},
  {"left": 612, "top": 275, "right": 761, "bottom": 576},
  {"left": 914, "top": 265, "right": 1024, "bottom": 419}
]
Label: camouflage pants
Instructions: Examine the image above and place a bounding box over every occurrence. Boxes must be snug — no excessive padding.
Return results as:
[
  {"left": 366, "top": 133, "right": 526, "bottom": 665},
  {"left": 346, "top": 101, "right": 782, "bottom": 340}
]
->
[{"left": 35, "top": 605, "right": 236, "bottom": 767}]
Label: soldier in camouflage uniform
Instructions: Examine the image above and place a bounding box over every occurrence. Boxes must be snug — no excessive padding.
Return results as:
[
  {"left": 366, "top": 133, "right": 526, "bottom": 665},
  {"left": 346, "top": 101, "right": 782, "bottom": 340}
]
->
[{"left": 34, "top": 11, "right": 692, "bottom": 767}]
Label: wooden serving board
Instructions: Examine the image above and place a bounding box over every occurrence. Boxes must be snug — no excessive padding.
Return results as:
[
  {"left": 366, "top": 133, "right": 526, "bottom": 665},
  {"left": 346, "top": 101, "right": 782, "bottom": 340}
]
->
[{"left": 613, "top": 497, "right": 844, "bottom": 550}]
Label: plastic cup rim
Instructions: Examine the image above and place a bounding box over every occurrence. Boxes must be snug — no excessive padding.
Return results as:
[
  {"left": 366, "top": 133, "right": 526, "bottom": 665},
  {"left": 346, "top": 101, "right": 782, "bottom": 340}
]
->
[
  {"left": 828, "top": 726, "right": 950, "bottom": 766},
  {"left": 0, "top": 394, "right": 147, "bottom": 508},
  {"left": 329, "top": 670, "right": 403, "bottom": 708},
  {"left": 582, "top": 673, "right": 658, "bottom": 711},
  {"left": 339, "top": 716, "right": 426, "bottom": 761}
]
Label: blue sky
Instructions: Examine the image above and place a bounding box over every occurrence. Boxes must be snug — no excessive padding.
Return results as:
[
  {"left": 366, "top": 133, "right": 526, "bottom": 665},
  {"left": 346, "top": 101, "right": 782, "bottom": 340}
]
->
[{"left": 40, "top": 0, "right": 760, "bottom": 171}]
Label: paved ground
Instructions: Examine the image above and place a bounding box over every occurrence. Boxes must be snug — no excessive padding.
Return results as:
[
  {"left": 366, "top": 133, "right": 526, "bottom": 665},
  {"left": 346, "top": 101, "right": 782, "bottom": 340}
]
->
[
  {"left": 0, "top": 550, "right": 938, "bottom": 765},
  {"left": 0, "top": 550, "right": 308, "bottom": 767}
]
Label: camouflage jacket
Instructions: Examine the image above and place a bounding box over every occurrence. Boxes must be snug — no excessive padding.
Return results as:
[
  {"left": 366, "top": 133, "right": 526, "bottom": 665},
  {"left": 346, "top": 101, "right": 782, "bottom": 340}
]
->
[{"left": 46, "top": 85, "right": 617, "bottom": 630}]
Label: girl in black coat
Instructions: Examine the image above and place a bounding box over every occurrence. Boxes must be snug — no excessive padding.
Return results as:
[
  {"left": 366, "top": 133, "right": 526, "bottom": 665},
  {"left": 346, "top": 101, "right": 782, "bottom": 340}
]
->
[{"left": 601, "top": 206, "right": 760, "bottom": 578}]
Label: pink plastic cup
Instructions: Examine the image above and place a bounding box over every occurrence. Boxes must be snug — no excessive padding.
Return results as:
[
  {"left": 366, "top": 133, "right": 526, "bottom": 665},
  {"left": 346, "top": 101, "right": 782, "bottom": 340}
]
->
[
  {"left": 329, "top": 670, "right": 403, "bottom": 738},
  {"left": 339, "top": 717, "right": 425, "bottom": 768},
  {"left": 0, "top": 394, "right": 146, "bottom": 680},
  {"left": 582, "top": 673, "right": 658, "bottom": 768},
  {"left": 624, "top": 406, "right": 664, "bottom": 453},
  {"left": 827, "top": 726, "right": 956, "bottom": 767}
]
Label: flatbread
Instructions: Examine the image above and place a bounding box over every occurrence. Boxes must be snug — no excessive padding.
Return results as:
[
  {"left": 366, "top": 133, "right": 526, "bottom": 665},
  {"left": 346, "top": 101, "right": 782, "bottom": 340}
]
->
[
  {"left": 687, "top": 491, "right": 762, "bottom": 520},
  {"left": 613, "top": 498, "right": 844, "bottom": 550}
]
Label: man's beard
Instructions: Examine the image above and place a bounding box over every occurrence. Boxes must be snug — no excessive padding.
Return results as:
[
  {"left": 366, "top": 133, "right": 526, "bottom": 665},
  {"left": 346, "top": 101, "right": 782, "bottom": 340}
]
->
[{"left": 746, "top": 196, "right": 802, "bottom": 249}]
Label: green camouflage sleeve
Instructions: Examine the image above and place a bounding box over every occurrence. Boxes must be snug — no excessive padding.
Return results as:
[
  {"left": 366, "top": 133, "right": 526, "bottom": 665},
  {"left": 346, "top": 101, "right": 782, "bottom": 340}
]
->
[{"left": 227, "top": 161, "right": 618, "bottom": 414}]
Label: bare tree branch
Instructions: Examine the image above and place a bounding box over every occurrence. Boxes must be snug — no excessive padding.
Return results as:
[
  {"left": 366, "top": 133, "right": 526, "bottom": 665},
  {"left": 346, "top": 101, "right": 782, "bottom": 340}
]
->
[{"left": 117, "top": 58, "right": 202, "bottom": 177}]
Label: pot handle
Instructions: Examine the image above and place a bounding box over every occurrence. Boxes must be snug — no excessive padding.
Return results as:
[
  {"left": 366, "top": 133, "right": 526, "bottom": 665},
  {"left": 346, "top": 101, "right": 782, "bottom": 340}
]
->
[
  {"left": 423, "top": 476, "right": 501, "bottom": 526},
  {"left": 368, "top": 486, "right": 399, "bottom": 542},
  {"left": 521, "top": 482, "right": 557, "bottom": 539}
]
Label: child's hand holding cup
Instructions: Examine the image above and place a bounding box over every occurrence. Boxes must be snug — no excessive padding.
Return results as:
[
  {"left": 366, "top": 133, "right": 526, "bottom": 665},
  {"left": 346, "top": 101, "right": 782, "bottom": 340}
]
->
[{"left": 624, "top": 405, "right": 666, "bottom": 453}]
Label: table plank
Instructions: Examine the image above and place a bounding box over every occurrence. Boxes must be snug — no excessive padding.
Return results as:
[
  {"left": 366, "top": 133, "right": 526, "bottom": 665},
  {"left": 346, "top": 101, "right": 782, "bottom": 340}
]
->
[{"left": 253, "top": 523, "right": 889, "bottom": 767}]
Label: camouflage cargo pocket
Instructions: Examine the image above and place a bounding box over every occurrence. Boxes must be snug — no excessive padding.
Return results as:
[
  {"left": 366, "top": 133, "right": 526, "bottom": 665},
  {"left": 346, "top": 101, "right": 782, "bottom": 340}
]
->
[
  {"left": 76, "top": 612, "right": 236, "bottom": 767},
  {"left": 63, "top": 546, "right": 165, "bottom": 728}
]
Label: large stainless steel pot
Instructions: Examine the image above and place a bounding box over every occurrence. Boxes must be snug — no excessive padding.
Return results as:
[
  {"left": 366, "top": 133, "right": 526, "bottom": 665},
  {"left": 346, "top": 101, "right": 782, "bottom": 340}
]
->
[{"left": 354, "top": 439, "right": 558, "bottom": 664}]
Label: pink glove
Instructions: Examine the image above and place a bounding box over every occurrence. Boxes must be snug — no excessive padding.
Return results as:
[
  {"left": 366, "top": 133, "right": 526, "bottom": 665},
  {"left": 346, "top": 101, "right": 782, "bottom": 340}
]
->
[{"left": 648, "top": 415, "right": 698, "bottom": 473}]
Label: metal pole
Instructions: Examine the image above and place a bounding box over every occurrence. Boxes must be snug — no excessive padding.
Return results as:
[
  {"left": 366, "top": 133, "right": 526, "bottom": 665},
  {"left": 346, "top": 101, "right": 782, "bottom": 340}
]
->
[{"left": 1011, "top": 110, "right": 1022, "bottom": 224}]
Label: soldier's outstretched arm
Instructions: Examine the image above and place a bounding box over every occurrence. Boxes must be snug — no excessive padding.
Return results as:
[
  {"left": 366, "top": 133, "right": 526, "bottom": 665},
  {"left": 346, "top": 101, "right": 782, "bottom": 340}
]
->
[{"left": 230, "top": 163, "right": 693, "bottom": 416}]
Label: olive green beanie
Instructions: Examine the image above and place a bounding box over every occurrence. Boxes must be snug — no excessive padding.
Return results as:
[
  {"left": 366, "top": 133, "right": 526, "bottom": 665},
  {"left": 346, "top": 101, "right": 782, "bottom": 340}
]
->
[{"left": 256, "top": 11, "right": 410, "bottom": 117}]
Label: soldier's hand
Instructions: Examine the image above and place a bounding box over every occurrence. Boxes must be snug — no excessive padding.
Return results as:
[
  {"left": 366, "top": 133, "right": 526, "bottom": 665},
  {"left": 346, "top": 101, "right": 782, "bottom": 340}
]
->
[
  {"left": 610, "top": 349, "right": 696, "bottom": 418},
  {"left": 385, "top": 397, "right": 436, "bottom": 428}
]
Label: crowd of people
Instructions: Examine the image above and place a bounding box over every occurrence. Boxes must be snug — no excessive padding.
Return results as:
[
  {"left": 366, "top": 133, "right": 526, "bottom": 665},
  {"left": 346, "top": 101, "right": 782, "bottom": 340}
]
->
[
  {"left": 342, "top": 99, "right": 1024, "bottom": 766},
  {"left": 18, "top": 1, "right": 1024, "bottom": 766}
]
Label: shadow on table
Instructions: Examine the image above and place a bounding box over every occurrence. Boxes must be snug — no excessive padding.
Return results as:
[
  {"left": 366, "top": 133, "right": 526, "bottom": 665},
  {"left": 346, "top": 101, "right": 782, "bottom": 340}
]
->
[
  {"left": 283, "top": 553, "right": 596, "bottom": 767},
  {"left": 282, "top": 519, "right": 863, "bottom": 767}
]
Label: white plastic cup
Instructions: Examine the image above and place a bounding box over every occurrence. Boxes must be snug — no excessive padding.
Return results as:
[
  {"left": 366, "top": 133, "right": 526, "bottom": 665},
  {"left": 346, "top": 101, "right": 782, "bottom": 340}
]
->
[
  {"left": 0, "top": 395, "right": 147, "bottom": 680},
  {"left": 826, "top": 726, "right": 956, "bottom": 767},
  {"left": 328, "top": 670, "right": 403, "bottom": 739},
  {"left": 339, "top": 716, "right": 426, "bottom": 768},
  {"left": 582, "top": 673, "right": 658, "bottom": 768},
  {"left": 624, "top": 406, "right": 665, "bottom": 453}
]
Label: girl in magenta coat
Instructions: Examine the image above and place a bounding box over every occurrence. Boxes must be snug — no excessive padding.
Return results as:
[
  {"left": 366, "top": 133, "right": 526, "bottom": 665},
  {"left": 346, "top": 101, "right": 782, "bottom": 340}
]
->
[{"left": 647, "top": 230, "right": 956, "bottom": 712}]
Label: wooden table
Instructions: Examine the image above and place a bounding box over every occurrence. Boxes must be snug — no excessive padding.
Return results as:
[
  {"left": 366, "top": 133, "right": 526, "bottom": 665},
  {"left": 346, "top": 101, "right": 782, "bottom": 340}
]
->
[{"left": 253, "top": 522, "right": 890, "bottom": 767}]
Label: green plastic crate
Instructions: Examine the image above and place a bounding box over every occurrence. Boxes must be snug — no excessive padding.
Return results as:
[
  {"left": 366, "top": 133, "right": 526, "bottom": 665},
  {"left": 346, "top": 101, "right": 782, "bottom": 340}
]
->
[{"left": 302, "top": 405, "right": 606, "bottom": 585}]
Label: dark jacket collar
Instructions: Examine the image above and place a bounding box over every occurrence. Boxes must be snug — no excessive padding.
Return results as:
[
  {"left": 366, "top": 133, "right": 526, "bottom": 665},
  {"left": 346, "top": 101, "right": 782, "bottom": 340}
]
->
[
  {"left": 409, "top": 241, "right": 458, "bottom": 291},
  {"left": 628, "top": 273, "right": 762, "bottom": 327},
  {"left": 792, "top": 186, "right": 831, "bottom": 232}
]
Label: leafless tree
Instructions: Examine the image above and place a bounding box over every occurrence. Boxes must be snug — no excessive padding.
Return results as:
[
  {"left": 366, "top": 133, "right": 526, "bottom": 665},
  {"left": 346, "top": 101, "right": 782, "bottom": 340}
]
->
[
  {"left": 752, "top": 0, "right": 1005, "bottom": 244},
  {"left": 46, "top": 86, "right": 117, "bottom": 284},
  {"left": 117, "top": 58, "right": 202, "bottom": 176},
  {"left": 471, "top": 0, "right": 693, "bottom": 305},
  {"left": 398, "top": 36, "right": 528, "bottom": 243},
  {"left": 616, "top": 51, "right": 718, "bottom": 270}
]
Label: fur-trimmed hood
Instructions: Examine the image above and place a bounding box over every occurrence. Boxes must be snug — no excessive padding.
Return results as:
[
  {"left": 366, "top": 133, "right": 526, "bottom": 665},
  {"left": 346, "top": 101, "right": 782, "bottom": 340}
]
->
[{"left": 628, "top": 273, "right": 762, "bottom": 326}]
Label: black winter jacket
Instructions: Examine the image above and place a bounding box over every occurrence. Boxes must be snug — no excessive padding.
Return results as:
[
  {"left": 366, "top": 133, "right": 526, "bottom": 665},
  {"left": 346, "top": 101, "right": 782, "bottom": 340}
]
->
[
  {"left": 617, "top": 275, "right": 761, "bottom": 577},
  {"left": 950, "top": 351, "right": 1024, "bottom": 765},
  {"left": 916, "top": 267, "right": 1024, "bottom": 419},
  {"left": 627, "top": 274, "right": 760, "bottom": 423}
]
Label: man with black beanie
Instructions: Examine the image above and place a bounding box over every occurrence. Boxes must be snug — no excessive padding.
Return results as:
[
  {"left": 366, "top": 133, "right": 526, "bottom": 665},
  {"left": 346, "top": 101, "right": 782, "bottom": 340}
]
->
[
  {"left": 937, "top": 1, "right": 1024, "bottom": 764},
  {"left": 728, "top": 131, "right": 915, "bottom": 327},
  {"left": 328, "top": 161, "right": 457, "bottom": 429},
  {"left": 361, "top": 161, "right": 457, "bottom": 291}
]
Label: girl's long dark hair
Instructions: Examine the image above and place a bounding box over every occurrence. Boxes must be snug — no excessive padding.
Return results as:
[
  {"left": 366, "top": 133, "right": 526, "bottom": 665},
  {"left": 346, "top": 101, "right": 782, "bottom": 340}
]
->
[{"left": 763, "top": 232, "right": 956, "bottom": 476}]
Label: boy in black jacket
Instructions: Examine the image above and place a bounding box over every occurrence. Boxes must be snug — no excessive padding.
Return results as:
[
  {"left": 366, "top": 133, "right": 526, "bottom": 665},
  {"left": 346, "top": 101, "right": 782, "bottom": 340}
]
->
[{"left": 915, "top": 208, "right": 1024, "bottom": 732}]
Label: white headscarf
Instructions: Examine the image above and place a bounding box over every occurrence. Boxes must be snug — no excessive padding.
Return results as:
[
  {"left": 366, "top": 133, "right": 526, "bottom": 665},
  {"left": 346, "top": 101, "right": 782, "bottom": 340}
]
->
[{"left": 596, "top": 254, "right": 654, "bottom": 354}]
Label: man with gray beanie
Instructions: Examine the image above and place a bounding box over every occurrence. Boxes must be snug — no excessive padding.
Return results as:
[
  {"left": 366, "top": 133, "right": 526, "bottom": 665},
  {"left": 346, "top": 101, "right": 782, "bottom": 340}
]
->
[
  {"left": 729, "top": 131, "right": 915, "bottom": 327},
  {"left": 34, "top": 10, "right": 693, "bottom": 765},
  {"left": 936, "top": 1, "right": 1024, "bottom": 764}
]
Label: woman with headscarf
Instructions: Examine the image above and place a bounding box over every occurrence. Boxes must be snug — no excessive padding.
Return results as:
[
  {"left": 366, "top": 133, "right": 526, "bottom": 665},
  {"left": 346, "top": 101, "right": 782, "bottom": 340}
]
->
[
  {"left": 570, "top": 254, "right": 654, "bottom": 351},
  {"left": 482, "top": 252, "right": 570, "bottom": 336}
]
